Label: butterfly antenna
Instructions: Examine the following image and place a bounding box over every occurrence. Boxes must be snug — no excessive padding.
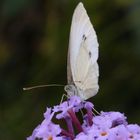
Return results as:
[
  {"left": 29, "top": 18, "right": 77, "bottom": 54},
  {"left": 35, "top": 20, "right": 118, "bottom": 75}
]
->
[{"left": 23, "top": 84, "right": 64, "bottom": 91}]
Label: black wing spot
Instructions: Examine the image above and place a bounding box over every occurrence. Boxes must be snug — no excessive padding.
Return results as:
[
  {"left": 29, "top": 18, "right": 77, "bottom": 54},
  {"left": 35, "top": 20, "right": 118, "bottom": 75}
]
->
[
  {"left": 89, "top": 51, "right": 92, "bottom": 58},
  {"left": 82, "top": 34, "right": 87, "bottom": 41}
]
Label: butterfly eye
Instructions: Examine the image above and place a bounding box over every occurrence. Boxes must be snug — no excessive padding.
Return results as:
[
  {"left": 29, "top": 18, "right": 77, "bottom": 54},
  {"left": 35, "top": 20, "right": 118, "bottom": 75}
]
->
[{"left": 64, "top": 85, "right": 73, "bottom": 92}]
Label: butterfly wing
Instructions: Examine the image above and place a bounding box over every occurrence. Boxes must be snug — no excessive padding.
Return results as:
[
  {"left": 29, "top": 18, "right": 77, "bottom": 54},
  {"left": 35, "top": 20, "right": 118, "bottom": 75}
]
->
[{"left": 67, "top": 2, "right": 99, "bottom": 100}]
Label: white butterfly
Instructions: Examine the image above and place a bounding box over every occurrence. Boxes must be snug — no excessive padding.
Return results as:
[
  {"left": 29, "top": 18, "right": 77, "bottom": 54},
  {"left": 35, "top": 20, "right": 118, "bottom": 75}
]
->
[{"left": 64, "top": 2, "right": 99, "bottom": 100}]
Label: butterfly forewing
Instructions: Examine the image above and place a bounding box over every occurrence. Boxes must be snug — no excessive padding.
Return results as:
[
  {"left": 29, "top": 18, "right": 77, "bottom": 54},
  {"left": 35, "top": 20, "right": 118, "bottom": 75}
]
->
[{"left": 67, "top": 2, "right": 99, "bottom": 100}]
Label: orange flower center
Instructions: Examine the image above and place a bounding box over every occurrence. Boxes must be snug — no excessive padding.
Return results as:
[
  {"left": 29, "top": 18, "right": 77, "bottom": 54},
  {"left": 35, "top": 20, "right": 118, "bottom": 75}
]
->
[
  {"left": 101, "top": 132, "right": 107, "bottom": 136},
  {"left": 48, "top": 136, "right": 53, "bottom": 140}
]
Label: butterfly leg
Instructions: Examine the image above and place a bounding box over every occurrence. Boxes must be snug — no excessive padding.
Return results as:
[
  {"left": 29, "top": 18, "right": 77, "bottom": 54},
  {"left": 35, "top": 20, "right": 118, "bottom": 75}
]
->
[{"left": 60, "top": 93, "right": 69, "bottom": 104}]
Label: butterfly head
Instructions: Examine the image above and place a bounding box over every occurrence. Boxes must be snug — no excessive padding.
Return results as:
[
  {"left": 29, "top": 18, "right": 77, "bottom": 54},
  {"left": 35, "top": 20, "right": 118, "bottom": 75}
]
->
[
  {"left": 64, "top": 84, "right": 86, "bottom": 100},
  {"left": 64, "top": 84, "right": 78, "bottom": 97}
]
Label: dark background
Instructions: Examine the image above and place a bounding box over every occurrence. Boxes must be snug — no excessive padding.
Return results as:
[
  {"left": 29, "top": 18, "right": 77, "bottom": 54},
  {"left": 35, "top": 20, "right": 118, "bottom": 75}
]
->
[{"left": 0, "top": 0, "right": 140, "bottom": 139}]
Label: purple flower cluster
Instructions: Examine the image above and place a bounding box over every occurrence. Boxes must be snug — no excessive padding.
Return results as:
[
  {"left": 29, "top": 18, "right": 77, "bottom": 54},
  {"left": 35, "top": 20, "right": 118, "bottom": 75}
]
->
[{"left": 27, "top": 96, "right": 140, "bottom": 140}]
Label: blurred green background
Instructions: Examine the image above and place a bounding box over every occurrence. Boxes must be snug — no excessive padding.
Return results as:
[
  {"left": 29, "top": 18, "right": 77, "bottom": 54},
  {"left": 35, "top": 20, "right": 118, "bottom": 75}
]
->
[{"left": 0, "top": 0, "right": 140, "bottom": 139}]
